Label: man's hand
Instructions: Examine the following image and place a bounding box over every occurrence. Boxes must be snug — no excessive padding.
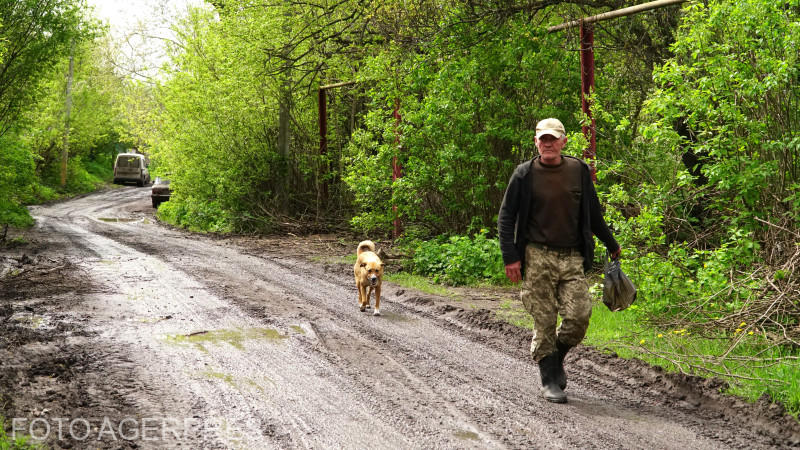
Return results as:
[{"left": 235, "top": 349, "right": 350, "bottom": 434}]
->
[
  {"left": 610, "top": 247, "right": 622, "bottom": 260},
  {"left": 505, "top": 261, "right": 522, "bottom": 283}
]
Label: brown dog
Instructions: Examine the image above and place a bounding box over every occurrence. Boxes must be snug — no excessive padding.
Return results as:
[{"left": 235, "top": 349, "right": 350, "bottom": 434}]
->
[{"left": 354, "top": 240, "right": 385, "bottom": 316}]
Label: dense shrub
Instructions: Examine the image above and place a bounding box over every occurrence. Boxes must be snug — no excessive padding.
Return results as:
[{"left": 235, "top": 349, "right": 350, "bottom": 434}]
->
[
  {"left": 412, "top": 230, "right": 506, "bottom": 286},
  {"left": 344, "top": 19, "right": 580, "bottom": 238},
  {"left": 156, "top": 196, "right": 233, "bottom": 233}
]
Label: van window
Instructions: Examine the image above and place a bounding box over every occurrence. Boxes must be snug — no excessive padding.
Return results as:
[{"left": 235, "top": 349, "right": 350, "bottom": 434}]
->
[{"left": 117, "top": 156, "right": 141, "bottom": 168}]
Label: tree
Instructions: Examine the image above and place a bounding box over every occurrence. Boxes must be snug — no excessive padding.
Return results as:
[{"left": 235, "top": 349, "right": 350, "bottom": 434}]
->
[{"left": 0, "top": 0, "right": 93, "bottom": 135}]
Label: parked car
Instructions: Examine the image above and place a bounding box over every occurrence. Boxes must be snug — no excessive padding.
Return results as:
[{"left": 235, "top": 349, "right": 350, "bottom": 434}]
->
[
  {"left": 151, "top": 177, "right": 171, "bottom": 208},
  {"left": 113, "top": 153, "right": 150, "bottom": 186}
]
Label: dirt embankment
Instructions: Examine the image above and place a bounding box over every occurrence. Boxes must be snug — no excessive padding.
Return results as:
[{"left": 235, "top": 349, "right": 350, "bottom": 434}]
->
[{"left": 1, "top": 188, "right": 799, "bottom": 449}]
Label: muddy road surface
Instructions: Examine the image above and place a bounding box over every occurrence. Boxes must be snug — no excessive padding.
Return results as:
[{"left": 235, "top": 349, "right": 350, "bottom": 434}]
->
[{"left": 1, "top": 188, "right": 799, "bottom": 449}]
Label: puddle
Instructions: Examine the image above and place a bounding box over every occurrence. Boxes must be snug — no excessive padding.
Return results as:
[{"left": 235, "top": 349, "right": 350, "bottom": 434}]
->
[
  {"left": 196, "top": 371, "right": 275, "bottom": 396},
  {"left": 244, "top": 376, "right": 276, "bottom": 393},
  {"left": 453, "top": 430, "right": 480, "bottom": 441},
  {"left": 12, "top": 314, "right": 48, "bottom": 330},
  {"left": 379, "top": 311, "right": 412, "bottom": 323},
  {"left": 200, "top": 370, "right": 237, "bottom": 388},
  {"left": 98, "top": 217, "right": 138, "bottom": 223},
  {"left": 165, "top": 328, "right": 288, "bottom": 352},
  {"left": 126, "top": 293, "right": 145, "bottom": 302},
  {"left": 136, "top": 315, "right": 171, "bottom": 324}
]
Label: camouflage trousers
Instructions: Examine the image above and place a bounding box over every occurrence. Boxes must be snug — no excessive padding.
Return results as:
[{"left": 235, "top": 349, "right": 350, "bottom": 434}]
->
[{"left": 520, "top": 244, "right": 592, "bottom": 362}]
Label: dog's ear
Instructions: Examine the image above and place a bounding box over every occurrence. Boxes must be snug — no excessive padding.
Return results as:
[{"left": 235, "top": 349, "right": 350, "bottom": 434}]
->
[
  {"left": 381, "top": 263, "right": 385, "bottom": 268},
  {"left": 360, "top": 262, "right": 367, "bottom": 268}
]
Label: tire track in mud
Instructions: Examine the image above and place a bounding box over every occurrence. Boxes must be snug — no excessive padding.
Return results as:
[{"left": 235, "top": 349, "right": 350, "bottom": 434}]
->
[
  {"left": 16, "top": 188, "right": 798, "bottom": 449},
  {"left": 32, "top": 198, "right": 417, "bottom": 448},
  {"left": 194, "top": 252, "right": 747, "bottom": 449},
  {"left": 96, "top": 218, "right": 752, "bottom": 449}
]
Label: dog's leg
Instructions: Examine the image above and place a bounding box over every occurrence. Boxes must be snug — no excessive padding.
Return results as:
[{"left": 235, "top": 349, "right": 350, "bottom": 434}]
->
[
  {"left": 366, "top": 286, "right": 374, "bottom": 309},
  {"left": 356, "top": 276, "right": 365, "bottom": 310},
  {"left": 355, "top": 276, "right": 362, "bottom": 308},
  {"left": 373, "top": 284, "right": 381, "bottom": 316},
  {"left": 359, "top": 284, "right": 368, "bottom": 312}
]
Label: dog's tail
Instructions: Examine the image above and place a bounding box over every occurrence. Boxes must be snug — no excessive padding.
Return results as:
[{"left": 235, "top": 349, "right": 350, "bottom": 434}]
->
[{"left": 357, "top": 240, "right": 375, "bottom": 256}]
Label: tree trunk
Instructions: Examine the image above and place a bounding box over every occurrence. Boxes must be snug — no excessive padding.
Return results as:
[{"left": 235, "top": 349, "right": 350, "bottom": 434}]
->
[{"left": 61, "top": 43, "right": 75, "bottom": 188}]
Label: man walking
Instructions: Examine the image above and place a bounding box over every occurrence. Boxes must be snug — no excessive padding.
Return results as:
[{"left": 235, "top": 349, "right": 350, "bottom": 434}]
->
[{"left": 497, "top": 118, "right": 621, "bottom": 403}]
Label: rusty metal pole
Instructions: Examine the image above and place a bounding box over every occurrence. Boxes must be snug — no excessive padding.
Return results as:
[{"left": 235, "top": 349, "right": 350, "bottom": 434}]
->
[
  {"left": 318, "top": 88, "right": 328, "bottom": 206},
  {"left": 580, "top": 21, "right": 597, "bottom": 182},
  {"left": 547, "top": 0, "right": 689, "bottom": 183},
  {"left": 317, "top": 81, "right": 357, "bottom": 213},
  {"left": 548, "top": 0, "right": 688, "bottom": 32},
  {"left": 392, "top": 98, "right": 403, "bottom": 239}
]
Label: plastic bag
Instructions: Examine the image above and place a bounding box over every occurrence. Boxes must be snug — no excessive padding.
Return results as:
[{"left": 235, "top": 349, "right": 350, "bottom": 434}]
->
[{"left": 602, "top": 258, "right": 637, "bottom": 312}]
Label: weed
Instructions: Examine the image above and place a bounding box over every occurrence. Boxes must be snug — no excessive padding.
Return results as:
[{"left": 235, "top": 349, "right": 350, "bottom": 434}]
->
[{"left": 384, "top": 272, "right": 456, "bottom": 298}]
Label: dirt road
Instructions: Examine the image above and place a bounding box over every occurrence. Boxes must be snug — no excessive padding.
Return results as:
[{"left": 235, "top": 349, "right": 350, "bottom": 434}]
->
[{"left": 1, "top": 188, "right": 798, "bottom": 449}]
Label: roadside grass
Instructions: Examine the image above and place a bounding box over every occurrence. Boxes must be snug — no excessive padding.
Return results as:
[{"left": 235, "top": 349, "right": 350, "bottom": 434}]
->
[
  {"left": 585, "top": 302, "right": 800, "bottom": 415},
  {"left": 309, "top": 254, "right": 356, "bottom": 265},
  {"left": 0, "top": 417, "right": 40, "bottom": 450},
  {"left": 495, "top": 289, "right": 800, "bottom": 416},
  {"left": 384, "top": 272, "right": 458, "bottom": 298},
  {"left": 496, "top": 299, "right": 534, "bottom": 328}
]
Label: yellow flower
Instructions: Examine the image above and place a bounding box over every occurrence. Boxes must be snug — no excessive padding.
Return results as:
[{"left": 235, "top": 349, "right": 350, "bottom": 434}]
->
[
  {"left": 739, "top": 322, "right": 746, "bottom": 327},
  {"left": 657, "top": 334, "right": 663, "bottom": 338},
  {"left": 639, "top": 339, "right": 646, "bottom": 344},
  {"left": 735, "top": 328, "right": 742, "bottom": 333},
  {"left": 748, "top": 331, "right": 754, "bottom": 335}
]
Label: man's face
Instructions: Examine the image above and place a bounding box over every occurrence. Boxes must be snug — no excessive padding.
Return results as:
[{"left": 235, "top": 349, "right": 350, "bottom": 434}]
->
[{"left": 535, "top": 134, "right": 567, "bottom": 165}]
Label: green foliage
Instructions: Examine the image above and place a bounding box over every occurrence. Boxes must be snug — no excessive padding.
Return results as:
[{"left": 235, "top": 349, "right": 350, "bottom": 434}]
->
[
  {"left": 151, "top": 7, "right": 298, "bottom": 232},
  {"left": 412, "top": 230, "right": 506, "bottom": 286},
  {"left": 156, "top": 195, "right": 233, "bottom": 233},
  {"left": 0, "top": 5, "right": 120, "bottom": 226},
  {"left": 345, "top": 19, "right": 580, "bottom": 236},
  {"left": 644, "top": 0, "right": 800, "bottom": 233},
  {"left": 0, "top": 134, "right": 35, "bottom": 227},
  {"left": 0, "top": 415, "right": 40, "bottom": 449},
  {"left": 0, "top": 20, "right": 6, "bottom": 64},
  {"left": 0, "top": 0, "right": 96, "bottom": 134},
  {"left": 148, "top": 0, "right": 382, "bottom": 232}
]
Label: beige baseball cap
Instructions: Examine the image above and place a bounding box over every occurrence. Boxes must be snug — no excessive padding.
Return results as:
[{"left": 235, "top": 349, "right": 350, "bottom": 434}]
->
[{"left": 535, "top": 118, "right": 566, "bottom": 139}]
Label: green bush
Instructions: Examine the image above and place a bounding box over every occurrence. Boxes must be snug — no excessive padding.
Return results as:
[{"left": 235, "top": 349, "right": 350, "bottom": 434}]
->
[
  {"left": 0, "top": 135, "right": 35, "bottom": 228},
  {"left": 344, "top": 19, "right": 579, "bottom": 237},
  {"left": 25, "top": 183, "right": 58, "bottom": 204},
  {"left": 0, "top": 416, "right": 39, "bottom": 449},
  {"left": 157, "top": 195, "right": 233, "bottom": 233},
  {"left": 412, "top": 229, "right": 506, "bottom": 286}
]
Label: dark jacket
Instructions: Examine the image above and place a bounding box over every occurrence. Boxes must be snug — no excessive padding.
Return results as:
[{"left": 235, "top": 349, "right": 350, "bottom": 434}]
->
[{"left": 497, "top": 155, "right": 619, "bottom": 274}]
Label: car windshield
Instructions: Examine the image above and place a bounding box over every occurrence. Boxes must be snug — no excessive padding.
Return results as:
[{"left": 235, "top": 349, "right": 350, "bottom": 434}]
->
[{"left": 117, "top": 156, "right": 141, "bottom": 168}]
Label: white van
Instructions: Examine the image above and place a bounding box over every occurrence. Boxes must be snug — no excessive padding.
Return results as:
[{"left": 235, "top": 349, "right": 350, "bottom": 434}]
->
[{"left": 113, "top": 153, "right": 150, "bottom": 187}]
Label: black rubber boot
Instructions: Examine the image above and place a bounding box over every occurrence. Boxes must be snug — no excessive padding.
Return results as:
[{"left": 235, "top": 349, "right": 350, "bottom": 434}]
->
[
  {"left": 555, "top": 340, "right": 573, "bottom": 390},
  {"left": 538, "top": 353, "right": 567, "bottom": 403}
]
